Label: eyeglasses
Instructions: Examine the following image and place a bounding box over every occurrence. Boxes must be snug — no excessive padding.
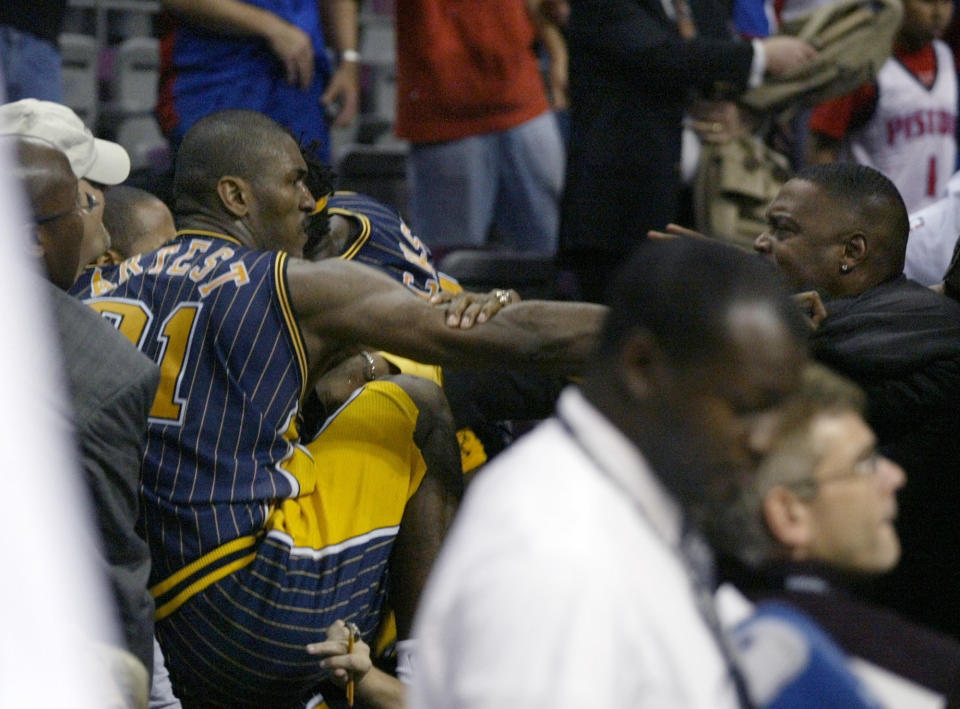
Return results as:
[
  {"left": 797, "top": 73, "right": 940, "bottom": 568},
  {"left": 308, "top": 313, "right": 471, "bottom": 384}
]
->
[
  {"left": 34, "top": 190, "right": 99, "bottom": 225},
  {"left": 786, "top": 453, "right": 882, "bottom": 495}
]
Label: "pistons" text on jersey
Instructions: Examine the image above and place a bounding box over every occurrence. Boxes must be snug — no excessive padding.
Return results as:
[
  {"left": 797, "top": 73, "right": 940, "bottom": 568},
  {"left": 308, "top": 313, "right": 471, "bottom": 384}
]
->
[{"left": 887, "top": 110, "right": 957, "bottom": 146}]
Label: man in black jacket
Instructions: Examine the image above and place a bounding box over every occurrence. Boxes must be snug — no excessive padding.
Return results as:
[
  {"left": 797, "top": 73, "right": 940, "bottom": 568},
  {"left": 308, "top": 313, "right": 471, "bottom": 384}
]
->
[{"left": 754, "top": 163, "right": 960, "bottom": 640}]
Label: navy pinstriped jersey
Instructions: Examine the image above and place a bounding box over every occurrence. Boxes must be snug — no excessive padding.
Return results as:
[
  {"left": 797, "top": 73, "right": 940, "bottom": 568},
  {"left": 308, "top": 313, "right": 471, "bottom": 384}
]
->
[
  {"left": 70, "top": 230, "right": 309, "bottom": 582},
  {"left": 328, "top": 192, "right": 460, "bottom": 296}
]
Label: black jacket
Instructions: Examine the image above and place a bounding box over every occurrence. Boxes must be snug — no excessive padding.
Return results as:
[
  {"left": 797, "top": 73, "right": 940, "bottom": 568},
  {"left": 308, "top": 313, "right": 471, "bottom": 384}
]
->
[{"left": 812, "top": 276, "right": 960, "bottom": 639}]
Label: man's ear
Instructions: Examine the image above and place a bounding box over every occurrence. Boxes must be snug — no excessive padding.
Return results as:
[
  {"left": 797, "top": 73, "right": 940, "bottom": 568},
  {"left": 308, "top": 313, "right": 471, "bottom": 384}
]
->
[
  {"left": 619, "top": 329, "right": 662, "bottom": 399},
  {"left": 216, "top": 175, "right": 251, "bottom": 218},
  {"left": 841, "top": 232, "right": 868, "bottom": 269},
  {"left": 762, "top": 485, "right": 812, "bottom": 553}
]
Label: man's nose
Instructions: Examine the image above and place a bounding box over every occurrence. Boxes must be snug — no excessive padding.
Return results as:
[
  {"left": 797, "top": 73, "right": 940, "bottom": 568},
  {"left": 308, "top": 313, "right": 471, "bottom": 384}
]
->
[
  {"left": 877, "top": 456, "right": 907, "bottom": 492},
  {"left": 300, "top": 184, "right": 316, "bottom": 211}
]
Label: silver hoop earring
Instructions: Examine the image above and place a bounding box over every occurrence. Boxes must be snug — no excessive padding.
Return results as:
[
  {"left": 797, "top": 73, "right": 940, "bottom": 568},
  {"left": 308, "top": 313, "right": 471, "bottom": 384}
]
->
[{"left": 840, "top": 263, "right": 850, "bottom": 273}]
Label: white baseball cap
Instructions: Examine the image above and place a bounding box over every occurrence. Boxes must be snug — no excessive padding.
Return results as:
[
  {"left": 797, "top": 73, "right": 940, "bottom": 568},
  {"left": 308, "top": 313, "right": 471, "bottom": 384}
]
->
[{"left": 0, "top": 98, "right": 130, "bottom": 185}]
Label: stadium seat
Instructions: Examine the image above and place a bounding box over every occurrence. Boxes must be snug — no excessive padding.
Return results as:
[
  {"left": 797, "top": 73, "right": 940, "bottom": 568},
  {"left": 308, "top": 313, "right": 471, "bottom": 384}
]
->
[
  {"left": 336, "top": 142, "right": 409, "bottom": 217},
  {"left": 437, "top": 249, "right": 558, "bottom": 300},
  {"left": 60, "top": 32, "right": 100, "bottom": 128}
]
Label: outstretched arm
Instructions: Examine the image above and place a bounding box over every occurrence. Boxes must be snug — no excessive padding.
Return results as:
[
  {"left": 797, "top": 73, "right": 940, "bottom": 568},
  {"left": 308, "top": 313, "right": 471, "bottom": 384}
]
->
[{"left": 287, "top": 257, "right": 606, "bottom": 382}]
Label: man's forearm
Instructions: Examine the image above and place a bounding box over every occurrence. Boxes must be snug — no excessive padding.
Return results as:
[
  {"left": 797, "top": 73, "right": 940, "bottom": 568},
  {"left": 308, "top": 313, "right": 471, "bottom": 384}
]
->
[
  {"left": 322, "top": 0, "right": 360, "bottom": 56},
  {"left": 162, "top": 0, "right": 284, "bottom": 39},
  {"left": 385, "top": 299, "right": 607, "bottom": 376},
  {"left": 290, "top": 259, "right": 606, "bottom": 380},
  {"left": 356, "top": 667, "right": 404, "bottom": 709}
]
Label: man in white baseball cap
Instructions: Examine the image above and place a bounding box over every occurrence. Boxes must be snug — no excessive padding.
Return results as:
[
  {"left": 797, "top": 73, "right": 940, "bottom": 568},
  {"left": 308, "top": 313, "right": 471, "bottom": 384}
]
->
[
  {"left": 0, "top": 98, "right": 130, "bottom": 185},
  {"left": 0, "top": 99, "right": 133, "bottom": 277}
]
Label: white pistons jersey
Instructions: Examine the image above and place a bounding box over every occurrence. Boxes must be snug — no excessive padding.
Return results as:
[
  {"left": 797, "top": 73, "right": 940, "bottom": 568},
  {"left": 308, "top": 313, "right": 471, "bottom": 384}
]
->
[{"left": 842, "top": 40, "right": 957, "bottom": 212}]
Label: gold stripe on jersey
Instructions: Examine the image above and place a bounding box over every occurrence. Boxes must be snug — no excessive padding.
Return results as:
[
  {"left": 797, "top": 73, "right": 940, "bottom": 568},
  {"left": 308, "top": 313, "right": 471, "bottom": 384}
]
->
[
  {"left": 379, "top": 352, "right": 443, "bottom": 387},
  {"left": 151, "top": 534, "right": 259, "bottom": 620},
  {"left": 330, "top": 207, "right": 372, "bottom": 261},
  {"left": 274, "top": 252, "right": 309, "bottom": 402},
  {"left": 266, "top": 380, "right": 426, "bottom": 551},
  {"left": 438, "top": 274, "right": 462, "bottom": 294}
]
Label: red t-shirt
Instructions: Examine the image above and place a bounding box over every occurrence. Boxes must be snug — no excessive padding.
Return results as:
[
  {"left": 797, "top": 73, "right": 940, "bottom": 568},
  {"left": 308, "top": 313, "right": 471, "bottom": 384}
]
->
[
  {"left": 810, "top": 43, "right": 939, "bottom": 139},
  {"left": 394, "top": 0, "right": 550, "bottom": 143}
]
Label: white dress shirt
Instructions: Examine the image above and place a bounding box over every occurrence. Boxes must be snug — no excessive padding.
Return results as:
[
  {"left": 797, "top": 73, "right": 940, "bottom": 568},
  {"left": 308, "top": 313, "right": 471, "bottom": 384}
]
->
[
  {"left": 906, "top": 169, "right": 960, "bottom": 285},
  {"left": 408, "top": 387, "right": 740, "bottom": 709}
]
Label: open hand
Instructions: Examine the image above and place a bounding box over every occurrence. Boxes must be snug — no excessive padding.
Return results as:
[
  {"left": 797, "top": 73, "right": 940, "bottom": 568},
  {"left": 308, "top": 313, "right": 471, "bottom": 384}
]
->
[
  {"left": 431, "top": 287, "right": 522, "bottom": 327},
  {"left": 266, "top": 20, "right": 315, "bottom": 89},
  {"left": 761, "top": 36, "right": 817, "bottom": 77}
]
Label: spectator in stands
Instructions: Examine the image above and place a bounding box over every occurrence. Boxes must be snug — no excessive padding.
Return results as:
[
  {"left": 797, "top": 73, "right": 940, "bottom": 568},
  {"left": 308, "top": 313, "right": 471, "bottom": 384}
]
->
[
  {"left": 559, "top": 0, "right": 816, "bottom": 302},
  {"left": 70, "top": 108, "right": 605, "bottom": 706},
  {"left": 99, "top": 184, "right": 176, "bottom": 264},
  {"left": 0, "top": 0, "right": 67, "bottom": 102},
  {"left": 10, "top": 136, "right": 160, "bottom": 706},
  {"left": 808, "top": 0, "right": 956, "bottom": 212},
  {"left": 709, "top": 363, "right": 960, "bottom": 706},
  {"left": 754, "top": 163, "right": 960, "bottom": 639},
  {"left": 394, "top": 0, "right": 567, "bottom": 255},
  {"left": 409, "top": 237, "right": 809, "bottom": 708},
  {"left": 156, "top": 0, "right": 359, "bottom": 160},
  {"left": 905, "top": 169, "right": 960, "bottom": 285}
]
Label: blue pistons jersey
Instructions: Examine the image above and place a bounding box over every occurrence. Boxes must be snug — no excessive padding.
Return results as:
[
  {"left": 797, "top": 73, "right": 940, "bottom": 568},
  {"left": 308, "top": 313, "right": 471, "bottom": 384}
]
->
[
  {"left": 70, "top": 230, "right": 310, "bottom": 583},
  {"left": 328, "top": 192, "right": 460, "bottom": 297}
]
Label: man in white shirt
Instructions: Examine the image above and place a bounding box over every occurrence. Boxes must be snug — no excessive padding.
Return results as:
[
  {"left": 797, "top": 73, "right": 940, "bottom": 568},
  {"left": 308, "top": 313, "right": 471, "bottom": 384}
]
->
[
  {"left": 408, "top": 237, "right": 809, "bottom": 708},
  {"left": 905, "top": 169, "right": 960, "bottom": 285}
]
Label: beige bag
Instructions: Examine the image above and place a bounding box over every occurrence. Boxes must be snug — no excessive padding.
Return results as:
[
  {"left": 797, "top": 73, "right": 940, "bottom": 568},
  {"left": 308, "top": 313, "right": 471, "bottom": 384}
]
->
[
  {"left": 741, "top": 0, "right": 903, "bottom": 117},
  {"left": 694, "top": 134, "right": 793, "bottom": 250}
]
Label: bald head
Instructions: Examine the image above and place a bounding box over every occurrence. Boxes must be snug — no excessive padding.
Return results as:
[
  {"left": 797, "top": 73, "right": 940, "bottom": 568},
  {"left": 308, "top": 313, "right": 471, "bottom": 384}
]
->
[
  {"left": 172, "top": 109, "right": 295, "bottom": 216},
  {"left": 102, "top": 185, "right": 176, "bottom": 261},
  {"left": 8, "top": 137, "right": 84, "bottom": 289},
  {"left": 795, "top": 163, "right": 909, "bottom": 279},
  {"left": 10, "top": 137, "right": 76, "bottom": 213}
]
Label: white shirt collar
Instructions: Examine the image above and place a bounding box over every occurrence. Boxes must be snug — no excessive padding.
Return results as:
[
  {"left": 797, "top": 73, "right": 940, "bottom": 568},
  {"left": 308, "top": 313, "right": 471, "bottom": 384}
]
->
[{"left": 556, "top": 387, "right": 684, "bottom": 548}]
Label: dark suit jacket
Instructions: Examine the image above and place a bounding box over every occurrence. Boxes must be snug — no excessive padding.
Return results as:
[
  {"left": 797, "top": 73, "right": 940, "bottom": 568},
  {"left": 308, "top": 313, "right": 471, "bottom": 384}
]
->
[
  {"left": 560, "top": 0, "right": 754, "bottom": 254},
  {"left": 47, "top": 282, "right": 160, "bottom": 677}
]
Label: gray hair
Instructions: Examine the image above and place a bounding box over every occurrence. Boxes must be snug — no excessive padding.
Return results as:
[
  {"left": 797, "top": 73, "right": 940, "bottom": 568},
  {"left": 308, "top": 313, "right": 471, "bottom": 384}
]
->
[{"left": 704, "top": 363, "right": 866, "bottom": 567}]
